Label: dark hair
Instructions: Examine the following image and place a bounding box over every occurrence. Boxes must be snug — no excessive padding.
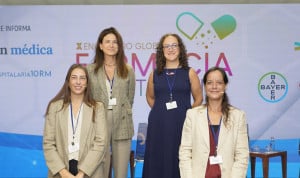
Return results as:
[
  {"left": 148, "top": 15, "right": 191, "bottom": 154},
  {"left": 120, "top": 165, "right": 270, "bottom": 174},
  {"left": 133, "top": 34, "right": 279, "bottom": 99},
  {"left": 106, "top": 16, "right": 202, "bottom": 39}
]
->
[
  {"left": 203, "top": 66, "right": 230, "bottom": 126},
  {"left": 45, "top": 64, "right": 97, "bottom": 121},
  {"left": 92, "top": 27, "right": 128, "bottom": 78},
  {"left": 155, "top": 33, "right": 189, "bottom": 74}
]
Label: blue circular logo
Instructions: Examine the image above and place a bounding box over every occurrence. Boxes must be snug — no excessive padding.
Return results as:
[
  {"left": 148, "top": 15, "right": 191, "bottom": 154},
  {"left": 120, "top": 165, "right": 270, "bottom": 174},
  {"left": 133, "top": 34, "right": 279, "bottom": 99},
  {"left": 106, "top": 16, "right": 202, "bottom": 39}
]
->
[{"left": 258, "top": 72, "right": 288, "bottom": 103}]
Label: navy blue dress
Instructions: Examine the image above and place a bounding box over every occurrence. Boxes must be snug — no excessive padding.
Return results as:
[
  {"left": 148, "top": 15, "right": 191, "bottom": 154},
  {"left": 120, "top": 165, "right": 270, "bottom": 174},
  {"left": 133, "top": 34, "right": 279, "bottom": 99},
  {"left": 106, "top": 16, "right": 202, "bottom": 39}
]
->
[{"left": 143, "top": 68, "right": 192, "bottom": 178}]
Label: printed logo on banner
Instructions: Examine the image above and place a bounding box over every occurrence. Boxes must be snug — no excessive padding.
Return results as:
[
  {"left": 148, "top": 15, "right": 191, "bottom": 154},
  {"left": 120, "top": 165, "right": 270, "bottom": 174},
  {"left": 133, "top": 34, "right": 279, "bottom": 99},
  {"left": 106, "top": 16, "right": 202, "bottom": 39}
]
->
[
  {"left": 0, "top": 44, "right": 53, "bottom": 55},
  {"left": 0, "top": 24, "right": 53, "bottom": 78},
  {"left": 0, "top": 69, "right": 52, "bottom": 78},
  {"left": 0, "top": 44, "right": 53, "bottom": 78},
  {"left": 0, "top": 25, "right": 31, "bottom": 32},
  {"left": 295, "top": 42, "right": 300, "bottom": 51},
  {"left": 175, "top": 12, "right": 236, "bottom": 78},
  {"left": 258, "top": 72, "right": 288, "bottom": 103},
  {"left": 176, "top": 12, "right": 236, "bottom": 49}
]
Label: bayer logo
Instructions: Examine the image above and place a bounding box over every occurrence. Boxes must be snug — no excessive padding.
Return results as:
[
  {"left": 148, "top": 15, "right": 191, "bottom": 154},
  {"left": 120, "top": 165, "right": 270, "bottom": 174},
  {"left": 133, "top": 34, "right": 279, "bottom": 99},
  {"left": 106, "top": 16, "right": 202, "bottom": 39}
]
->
[{"left": 258, "top": 72, "right": 288, "bottom": 103}]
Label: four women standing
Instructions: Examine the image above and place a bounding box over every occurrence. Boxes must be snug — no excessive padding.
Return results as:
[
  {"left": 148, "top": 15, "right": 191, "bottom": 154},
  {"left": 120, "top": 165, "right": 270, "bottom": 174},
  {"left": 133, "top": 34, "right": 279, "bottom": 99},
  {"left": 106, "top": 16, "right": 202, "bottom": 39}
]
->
[{"left": 43, "top": 28, "right": 249, "bottom": 178}]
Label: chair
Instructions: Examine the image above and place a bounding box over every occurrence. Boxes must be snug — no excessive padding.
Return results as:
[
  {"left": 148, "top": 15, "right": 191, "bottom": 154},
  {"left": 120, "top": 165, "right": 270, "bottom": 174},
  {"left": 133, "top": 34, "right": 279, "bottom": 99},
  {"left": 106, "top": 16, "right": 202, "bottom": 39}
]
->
[
  {"left": 133, "top": 123, "right": 148, "bottom": 177},
  {"left": 135, "top": 123, "right": 148, "bottom": 161}
]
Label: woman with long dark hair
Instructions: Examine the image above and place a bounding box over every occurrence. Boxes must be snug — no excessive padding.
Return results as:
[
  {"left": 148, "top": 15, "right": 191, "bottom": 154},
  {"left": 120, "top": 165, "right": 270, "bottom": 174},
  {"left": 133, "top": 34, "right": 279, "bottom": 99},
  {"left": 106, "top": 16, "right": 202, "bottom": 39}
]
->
[
  {"left": 86, "top": 27, "right": 136, "bottom": 178},
  {"left": 43, "top": 64, "right": 107, "bottom": 178},
  {"left": 179, "top": 67, "right": 249, "bottom": 178}
]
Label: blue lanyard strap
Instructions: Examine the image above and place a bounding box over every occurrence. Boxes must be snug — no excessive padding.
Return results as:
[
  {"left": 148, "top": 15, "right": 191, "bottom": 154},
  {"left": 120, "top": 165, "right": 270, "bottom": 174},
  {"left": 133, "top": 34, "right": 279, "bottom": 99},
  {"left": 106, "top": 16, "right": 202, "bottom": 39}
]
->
[
  {"left": 164, "top": 69, "right": 177, "bottom": 102},
  {"left": 207, "top": 108, "right": 222, "bottom": 156},
  {"left": 104, "top": 66, "right": 114, "bottom": 99},
  {"left": 70, "top": 103, "right": 83, "bottom": 138},
  {"left": 107, "top": 77, "right": 114, "bottom": 99}
]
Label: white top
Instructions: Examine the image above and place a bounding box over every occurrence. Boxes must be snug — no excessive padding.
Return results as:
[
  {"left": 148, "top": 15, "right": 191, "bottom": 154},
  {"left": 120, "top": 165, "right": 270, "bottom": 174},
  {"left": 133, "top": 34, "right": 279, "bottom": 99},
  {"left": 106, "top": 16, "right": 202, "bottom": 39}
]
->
[{"left": 68, "top": 104, "right": 83, "bottom": 160}]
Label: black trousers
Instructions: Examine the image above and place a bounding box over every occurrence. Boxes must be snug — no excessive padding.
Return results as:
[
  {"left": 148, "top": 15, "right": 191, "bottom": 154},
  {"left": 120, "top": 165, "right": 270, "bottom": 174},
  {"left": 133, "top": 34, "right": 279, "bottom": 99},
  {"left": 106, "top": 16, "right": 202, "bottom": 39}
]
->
[{"left": 69, "top": 159, "right": 78, "bottom": 175}]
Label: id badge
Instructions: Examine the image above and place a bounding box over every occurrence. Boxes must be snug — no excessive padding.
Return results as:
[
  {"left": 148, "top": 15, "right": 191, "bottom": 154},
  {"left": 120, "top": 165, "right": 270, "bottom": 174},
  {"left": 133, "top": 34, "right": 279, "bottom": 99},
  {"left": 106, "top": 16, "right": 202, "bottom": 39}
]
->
[
  {"left": 108, "top": 98, "right": 117, "bottom": 106},
  {"left": 166, "top": 101, "right": 177, "bottom": 110},
  {"left": 209, "top": 155, "right": 223, "bottom": 164},
  {"left": 68, "top": 143, "right": 79, "bottom": 153}
]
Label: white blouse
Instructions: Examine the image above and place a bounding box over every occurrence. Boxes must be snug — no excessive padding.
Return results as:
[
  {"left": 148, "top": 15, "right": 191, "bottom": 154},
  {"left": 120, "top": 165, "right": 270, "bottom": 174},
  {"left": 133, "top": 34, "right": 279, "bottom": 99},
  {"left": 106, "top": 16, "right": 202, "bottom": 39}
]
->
[{"left": 67, "top": 104, "right": 83, "bottom": 160}]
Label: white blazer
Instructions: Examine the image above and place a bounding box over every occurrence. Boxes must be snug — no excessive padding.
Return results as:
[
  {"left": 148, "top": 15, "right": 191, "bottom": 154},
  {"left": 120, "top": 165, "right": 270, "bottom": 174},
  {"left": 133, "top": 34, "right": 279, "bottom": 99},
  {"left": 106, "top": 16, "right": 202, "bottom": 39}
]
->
[{"left": 179, "top": 105, "right": 249, "bottom": 178}]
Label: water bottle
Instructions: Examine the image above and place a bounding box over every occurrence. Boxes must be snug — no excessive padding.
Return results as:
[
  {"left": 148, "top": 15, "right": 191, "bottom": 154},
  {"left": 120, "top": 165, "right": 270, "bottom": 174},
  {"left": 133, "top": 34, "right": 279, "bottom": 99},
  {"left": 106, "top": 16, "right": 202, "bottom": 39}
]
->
[{"left": 270, "top": 136, "right": 275, "bottom": 151}]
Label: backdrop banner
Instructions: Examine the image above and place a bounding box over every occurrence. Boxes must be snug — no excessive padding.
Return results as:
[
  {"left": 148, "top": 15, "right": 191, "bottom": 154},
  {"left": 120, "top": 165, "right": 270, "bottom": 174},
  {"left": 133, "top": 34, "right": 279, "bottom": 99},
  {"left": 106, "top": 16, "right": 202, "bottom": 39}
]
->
[{"left": 1, "top": 5, "right": 300, "bottom": 146}]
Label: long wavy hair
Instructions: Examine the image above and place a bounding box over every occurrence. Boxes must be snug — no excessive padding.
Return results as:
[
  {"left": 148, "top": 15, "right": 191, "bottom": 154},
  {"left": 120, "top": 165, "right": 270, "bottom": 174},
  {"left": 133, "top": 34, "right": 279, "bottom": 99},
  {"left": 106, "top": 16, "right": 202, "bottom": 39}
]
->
[
  {"left": 45, "top": 64, "right": 97, "bottom": 122},
  {"left": 203, "top": 66, "right": 231, "bottom": 126},
  {"left": 155, "top": 33, "right": 189, "bottom": 74},
  {"left": 92, "top": 27, "right": 128, "bottom": 78}
]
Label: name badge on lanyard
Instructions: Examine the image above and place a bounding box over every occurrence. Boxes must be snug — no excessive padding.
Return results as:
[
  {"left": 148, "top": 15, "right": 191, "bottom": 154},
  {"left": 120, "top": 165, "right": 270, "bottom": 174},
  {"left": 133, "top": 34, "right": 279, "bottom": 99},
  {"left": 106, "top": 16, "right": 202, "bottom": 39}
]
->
[
  {"left": 68, "top": 142, "right": 80, "bottom": 153},
  {"left": 165, "top": 68, "right": 178, "bottom": 110},
  {"left": 209, "top": 155, "right": 223, "bottom": 164},
  {"left": 166, "top": 101, "right": 177, "bottom": 110},
  {"left": 105, "top": 66, "right": 116, "bottom": 106},
  {"left": 109, "top": 97, "right": 117, "bottom": 106},
  {"left": 207, "top": 108, "right": 223, "bottom": 164}
]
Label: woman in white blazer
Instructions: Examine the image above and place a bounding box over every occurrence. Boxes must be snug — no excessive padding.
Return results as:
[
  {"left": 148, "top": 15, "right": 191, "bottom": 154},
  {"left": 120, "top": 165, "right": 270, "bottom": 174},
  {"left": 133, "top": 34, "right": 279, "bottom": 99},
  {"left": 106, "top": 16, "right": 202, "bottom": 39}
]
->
[
  {"left": 43, "top": 64, "right": 107, "bottom": 178},
  {"left": 179, "top": 67, "right": 249, "bottom": 178}
]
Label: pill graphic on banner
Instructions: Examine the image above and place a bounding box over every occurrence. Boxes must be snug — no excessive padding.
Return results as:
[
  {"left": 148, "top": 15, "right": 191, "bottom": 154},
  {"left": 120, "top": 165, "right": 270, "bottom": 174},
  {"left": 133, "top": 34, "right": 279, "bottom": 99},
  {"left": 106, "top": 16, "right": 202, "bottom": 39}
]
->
[
  {"left": 211, "top": 14, "right": 236, "bottom": 40},
  {"left": 176, "top": 12, "right": 204, "bottom": 40}
]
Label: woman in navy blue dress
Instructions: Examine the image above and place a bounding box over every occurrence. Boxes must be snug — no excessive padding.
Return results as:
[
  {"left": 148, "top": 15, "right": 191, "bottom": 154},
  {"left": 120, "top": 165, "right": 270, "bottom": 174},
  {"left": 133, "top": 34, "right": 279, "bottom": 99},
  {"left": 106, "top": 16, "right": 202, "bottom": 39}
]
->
[{"left": 142, "top": 33, "right": 203, "bottom": 178}]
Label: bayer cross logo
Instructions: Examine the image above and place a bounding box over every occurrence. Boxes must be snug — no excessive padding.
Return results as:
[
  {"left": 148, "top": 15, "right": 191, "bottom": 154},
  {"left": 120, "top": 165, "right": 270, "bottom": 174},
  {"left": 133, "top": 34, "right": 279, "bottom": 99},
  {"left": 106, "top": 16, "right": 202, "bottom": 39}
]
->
[{"left": 258, "top": 72, "right": 288, "bottom": 103}]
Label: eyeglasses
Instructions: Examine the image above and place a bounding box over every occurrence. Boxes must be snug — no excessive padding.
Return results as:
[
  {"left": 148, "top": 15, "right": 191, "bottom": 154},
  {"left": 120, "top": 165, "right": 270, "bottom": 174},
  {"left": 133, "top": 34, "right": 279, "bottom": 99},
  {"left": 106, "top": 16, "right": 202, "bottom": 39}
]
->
[{"left": 163, "top": 43, "right": 179, "bottom": 50}]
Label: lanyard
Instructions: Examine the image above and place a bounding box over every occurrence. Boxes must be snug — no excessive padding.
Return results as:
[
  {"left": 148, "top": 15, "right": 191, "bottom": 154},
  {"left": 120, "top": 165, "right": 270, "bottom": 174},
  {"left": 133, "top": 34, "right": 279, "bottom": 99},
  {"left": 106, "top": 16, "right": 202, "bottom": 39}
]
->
[
  {"left": 164, "top": 69, "right": 177, "bottom": 102},
  {"left": 207, "top": 108, "right": 222, "bottom": 156},
  {"left": 70, "top": 103, "right": 82, "bottom": 145},
  {"left": 104, "top": 66, "right": 114, "bottom": 99}
]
